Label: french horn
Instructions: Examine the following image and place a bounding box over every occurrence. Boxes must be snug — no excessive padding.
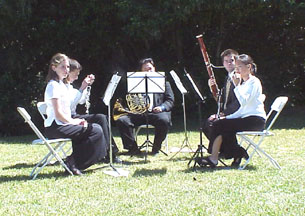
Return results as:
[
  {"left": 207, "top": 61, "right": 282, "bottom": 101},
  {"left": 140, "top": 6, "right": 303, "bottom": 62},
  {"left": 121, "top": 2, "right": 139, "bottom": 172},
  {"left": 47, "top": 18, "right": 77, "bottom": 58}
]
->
[{"left": 113, "top": 94, "right": 150, "bottom": 121}]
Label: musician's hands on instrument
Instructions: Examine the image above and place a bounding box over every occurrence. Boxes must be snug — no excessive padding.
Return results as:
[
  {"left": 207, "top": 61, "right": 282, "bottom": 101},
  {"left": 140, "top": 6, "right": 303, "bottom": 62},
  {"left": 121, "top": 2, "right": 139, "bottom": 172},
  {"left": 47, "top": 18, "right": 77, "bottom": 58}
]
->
[
  {"left": 208, "top": 112, "right": 225, "bottom": 121},
  {"left": 231, "top": 72, "right": 241, "bottom": 86},
  {"left": 80, "top": 74, "right": 95, "bottom": 91},
  {"left": 208, "top": 78, "right": 216, "bottom": 93},
  {"left": 88, "top": 74, "right": 95, "bottom": 85},
  {"left": 152, "top": 106, "right": 162, "bottom": 113}
]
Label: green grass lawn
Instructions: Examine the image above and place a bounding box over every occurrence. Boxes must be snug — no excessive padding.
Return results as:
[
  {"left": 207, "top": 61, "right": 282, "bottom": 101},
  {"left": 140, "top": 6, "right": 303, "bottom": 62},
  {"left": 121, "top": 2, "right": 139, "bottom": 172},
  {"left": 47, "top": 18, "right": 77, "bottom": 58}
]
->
[{"left": 0, "top": 115, "right": 304, "bottom": 215}]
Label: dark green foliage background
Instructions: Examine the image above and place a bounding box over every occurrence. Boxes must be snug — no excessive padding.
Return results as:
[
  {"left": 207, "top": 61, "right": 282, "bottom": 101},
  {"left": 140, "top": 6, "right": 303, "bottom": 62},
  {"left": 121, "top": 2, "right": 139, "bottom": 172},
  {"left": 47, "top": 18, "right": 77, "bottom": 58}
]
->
[{"left": 0, "top": 0, "right": 304, "bottom": 136}]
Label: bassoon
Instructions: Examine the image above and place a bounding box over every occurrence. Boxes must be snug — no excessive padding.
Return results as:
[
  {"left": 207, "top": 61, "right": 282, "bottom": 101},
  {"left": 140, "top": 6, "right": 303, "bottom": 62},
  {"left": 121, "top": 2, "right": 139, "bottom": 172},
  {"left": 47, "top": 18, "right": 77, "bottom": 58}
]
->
[{"left": 196, "top": 34, "right": 219, "bottom": 99}]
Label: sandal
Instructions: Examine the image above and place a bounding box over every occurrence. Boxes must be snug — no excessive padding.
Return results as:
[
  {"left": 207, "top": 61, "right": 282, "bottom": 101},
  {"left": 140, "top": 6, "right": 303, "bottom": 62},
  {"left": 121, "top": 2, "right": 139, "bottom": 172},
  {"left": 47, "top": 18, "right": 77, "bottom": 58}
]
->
[{"left": 195, "top": 156, "right": 218, "bottom": 168}]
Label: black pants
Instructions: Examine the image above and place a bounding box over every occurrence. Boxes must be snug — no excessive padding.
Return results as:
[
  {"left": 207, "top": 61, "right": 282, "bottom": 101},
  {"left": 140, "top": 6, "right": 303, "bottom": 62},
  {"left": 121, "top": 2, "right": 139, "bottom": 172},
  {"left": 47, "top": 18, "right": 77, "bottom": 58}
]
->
[
  {"left": 45, "top": 121, "right": 107, "bottom": 170},
  {"left": 73, "top": 113, "right": 119, "bottom": 155},
  {"left": 203, "top": 118, "right": 239, "bottom": 159},
  {"left": 208, "top": 116, "right": 265, "bottom": 158},
  {"left": 116, "top": 112, "right": 170, "bottom": 152}
]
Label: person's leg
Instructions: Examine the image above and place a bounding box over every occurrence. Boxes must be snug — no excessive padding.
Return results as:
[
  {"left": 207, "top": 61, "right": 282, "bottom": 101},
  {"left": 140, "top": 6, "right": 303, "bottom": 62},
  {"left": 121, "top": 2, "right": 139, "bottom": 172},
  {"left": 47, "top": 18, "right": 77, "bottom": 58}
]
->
[
  {"left": 203, "top": 116, "right": 265, "bottom": 167},
  {"left": 45, "top": 122, "right": 106, "bottom": 171},
  {"left": 80, "top": 113, "right": 119, "bottom": 154},
  {"left": 148, "top": 112, "right": 170, "bottom": 153},
  {"left": 116, "top": 114, "right": 145, "bottom": 152}
]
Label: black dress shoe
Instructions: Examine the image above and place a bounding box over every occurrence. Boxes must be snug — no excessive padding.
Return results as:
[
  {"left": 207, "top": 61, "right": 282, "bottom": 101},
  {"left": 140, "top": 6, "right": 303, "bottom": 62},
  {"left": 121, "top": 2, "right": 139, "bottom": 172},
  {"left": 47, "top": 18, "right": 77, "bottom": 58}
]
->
[
  {"left": 65, "top": 162, "right": 83, "bottom": 175},
  {"left": 127, "top": 148, "right": 142, "bottom": 156},
  {"left": 231, "top": 157, "right": 242, "bottom": 167},
  {"left": 231, "top": 149, "right": 249, "bottom": 167},
  {"left": 195, "top": 156, "right": 217, "bottom": 168},
  {"left": 103, "top": 156, "right": 123, "bottom": 164}
]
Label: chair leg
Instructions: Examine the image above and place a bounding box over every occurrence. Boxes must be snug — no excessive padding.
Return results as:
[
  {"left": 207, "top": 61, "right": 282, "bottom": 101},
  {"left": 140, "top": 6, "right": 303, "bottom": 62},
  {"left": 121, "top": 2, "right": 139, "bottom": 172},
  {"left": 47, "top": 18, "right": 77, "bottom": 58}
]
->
[
  {"left": 238, "top": 135, "right": 281, "bottom": 170},
  {"left": 30, "top": 141, "right": 73, "bottom": 180}
]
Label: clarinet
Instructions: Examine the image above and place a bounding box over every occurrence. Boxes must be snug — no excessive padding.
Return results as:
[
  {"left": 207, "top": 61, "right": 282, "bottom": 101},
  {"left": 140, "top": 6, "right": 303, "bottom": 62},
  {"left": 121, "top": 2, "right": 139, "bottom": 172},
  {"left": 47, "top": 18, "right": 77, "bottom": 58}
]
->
[{"left": 85, "top": 85, "right": 91, "bottom": 114}]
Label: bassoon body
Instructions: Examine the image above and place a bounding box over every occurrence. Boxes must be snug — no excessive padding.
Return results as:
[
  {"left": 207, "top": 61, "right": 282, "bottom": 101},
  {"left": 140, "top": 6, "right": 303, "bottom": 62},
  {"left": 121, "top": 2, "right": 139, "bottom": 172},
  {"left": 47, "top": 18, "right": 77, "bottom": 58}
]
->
[{"left": 196, "top": 34, "right": 219, "bottom": 99}]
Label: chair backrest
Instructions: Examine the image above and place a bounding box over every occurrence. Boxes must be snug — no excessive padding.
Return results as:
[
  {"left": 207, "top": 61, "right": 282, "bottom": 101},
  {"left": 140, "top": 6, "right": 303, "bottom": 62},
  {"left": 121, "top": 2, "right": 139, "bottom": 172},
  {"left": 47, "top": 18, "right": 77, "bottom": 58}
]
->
[
  {"left": 17, "top": 107, "right": 48, "bottom": 143},
  {"left": 37, "top": 102, "right": 47, "bottom": 121},
  {"left": 265, "top": 96, "right": 288, "bottom": 130}
]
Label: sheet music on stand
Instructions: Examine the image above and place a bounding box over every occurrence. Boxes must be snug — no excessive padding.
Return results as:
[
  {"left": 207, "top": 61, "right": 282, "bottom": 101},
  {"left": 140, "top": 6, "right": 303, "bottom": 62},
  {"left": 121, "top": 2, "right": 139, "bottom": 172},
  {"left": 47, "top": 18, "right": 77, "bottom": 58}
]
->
[
  {"left": 102, "top": 72, "right": 129, "bottom": 177},
  {"left": 103, "top": 73, "right": 122, "bottom": 106},
  {"left": 169, "top": 70, "right": 187, "bottom": 94},
  {"left": 185, "top": 72, "right": 204, "bottom": 102},
  {"left": 127, "top": 71, "right": 165, "bottom": 93}
]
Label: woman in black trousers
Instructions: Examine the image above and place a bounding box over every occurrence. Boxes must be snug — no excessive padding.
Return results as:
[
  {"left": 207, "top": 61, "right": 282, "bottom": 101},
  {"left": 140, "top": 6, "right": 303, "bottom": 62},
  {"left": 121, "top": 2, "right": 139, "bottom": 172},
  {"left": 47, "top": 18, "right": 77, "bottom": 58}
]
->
[
  {"left": 44, "top": 53, "right": 107, "bottom": 175},
  {"left": 196, "top": 54, "right": 266, "bottom": 167}
]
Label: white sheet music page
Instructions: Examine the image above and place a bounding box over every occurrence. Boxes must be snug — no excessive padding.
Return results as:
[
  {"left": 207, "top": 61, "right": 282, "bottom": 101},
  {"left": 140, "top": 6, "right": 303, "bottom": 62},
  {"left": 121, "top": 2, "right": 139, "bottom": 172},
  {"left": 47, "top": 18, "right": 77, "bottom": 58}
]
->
[
  {"left": 169, "top": 70, "right": 187, "bottom": 94},
  {"left": 103, "top": 73, "right": 121, "bottom": 106},
  {"left": 127, "top": 72, "right": 165, "bottom": 93}
]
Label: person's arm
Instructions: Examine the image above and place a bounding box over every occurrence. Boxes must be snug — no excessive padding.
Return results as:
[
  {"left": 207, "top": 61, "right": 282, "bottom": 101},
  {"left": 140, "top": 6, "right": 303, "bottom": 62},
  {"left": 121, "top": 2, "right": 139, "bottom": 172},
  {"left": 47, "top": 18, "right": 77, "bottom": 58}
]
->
[
  {"left": 208, "top": 78, "right": 219, "bottom": 102},
  {"left": 153, "top": 81, "right": 174, "bottom": 113},
  {"left": 52, "top": 98, "right": 85, "bottom": 125},
  {"left": 78, "top": 74, "right": 95, "bottom": 105}
]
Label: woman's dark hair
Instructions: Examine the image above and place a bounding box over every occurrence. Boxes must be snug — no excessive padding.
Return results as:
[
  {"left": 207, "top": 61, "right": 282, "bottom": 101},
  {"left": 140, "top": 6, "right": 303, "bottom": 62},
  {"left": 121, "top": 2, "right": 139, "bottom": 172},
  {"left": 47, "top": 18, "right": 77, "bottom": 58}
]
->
[
  {"left": 235, "top": 54, "right": 257, "bottom": 75},
  {"left": 46, "top": 53, "right": 69, "bottom": 82},
  {"left": 69, "top": 58, "right": 82, "bottom": 71},
  {"left": 138, "top": 58, "right": 154, "bottom": 70}
]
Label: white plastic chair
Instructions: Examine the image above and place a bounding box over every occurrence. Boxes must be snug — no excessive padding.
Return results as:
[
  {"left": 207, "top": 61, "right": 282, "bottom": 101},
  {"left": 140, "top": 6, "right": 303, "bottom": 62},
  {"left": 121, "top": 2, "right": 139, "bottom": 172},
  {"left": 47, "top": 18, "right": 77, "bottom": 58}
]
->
[
  {"left": 237, "top": 96, "right": 288, "bottom": 170},
  {"left": 135, "top": 124, "right": 168, "bottom": 153},
  {"left": 17, "top": 107, "right": 73, "bottom": 179}
]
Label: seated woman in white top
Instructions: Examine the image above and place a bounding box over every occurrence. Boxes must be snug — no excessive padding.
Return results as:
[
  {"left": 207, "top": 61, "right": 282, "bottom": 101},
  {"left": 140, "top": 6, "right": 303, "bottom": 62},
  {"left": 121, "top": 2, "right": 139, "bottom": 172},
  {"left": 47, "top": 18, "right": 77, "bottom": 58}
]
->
[
  {"left": 44, "top": 53, "right": 107, "bottom": 175},
  {"left": 196, "top": 54, "right": 266, "bottom": 168}
]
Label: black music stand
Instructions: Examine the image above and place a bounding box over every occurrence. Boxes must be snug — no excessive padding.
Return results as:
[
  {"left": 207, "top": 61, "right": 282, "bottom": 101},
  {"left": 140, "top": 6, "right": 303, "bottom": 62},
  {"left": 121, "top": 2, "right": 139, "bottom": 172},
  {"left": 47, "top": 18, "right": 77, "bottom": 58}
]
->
[
  {"left": 102, "top": 73, "right": 128, "bottom": 177},
  {"left": 168, "top": 70, "right": 193, "bottom": 159},
  {"left": 183, "top": 70, "right": 207, "bottom": 168},
  {"left": 127, "top": 71, "right": 167, "bottom": 162},
  {"left": 185, "top": 70, "right": 227, "bottom": 168}
]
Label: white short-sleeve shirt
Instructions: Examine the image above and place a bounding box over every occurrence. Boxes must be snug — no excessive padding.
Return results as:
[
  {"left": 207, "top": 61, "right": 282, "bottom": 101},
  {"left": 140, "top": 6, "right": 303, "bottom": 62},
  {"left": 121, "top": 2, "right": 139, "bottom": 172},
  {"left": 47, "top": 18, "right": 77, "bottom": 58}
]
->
[{"left": 44, "top": 80, "right": 72, "bottom": 127}]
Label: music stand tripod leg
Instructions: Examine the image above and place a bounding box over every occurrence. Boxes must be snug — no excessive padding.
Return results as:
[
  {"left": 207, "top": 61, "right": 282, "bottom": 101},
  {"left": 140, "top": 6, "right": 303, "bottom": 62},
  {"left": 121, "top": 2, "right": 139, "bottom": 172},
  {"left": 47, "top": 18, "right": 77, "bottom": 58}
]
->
[{"left": 170, "top": 93, "right": 192, "bottom": 159}]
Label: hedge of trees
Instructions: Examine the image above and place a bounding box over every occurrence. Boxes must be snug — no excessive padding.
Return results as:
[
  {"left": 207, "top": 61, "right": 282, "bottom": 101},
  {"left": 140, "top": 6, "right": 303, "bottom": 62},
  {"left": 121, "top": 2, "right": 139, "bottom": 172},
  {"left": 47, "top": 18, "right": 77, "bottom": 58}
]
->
[{"left": 0, "top": 0, "right": 304, "bottom": 136}]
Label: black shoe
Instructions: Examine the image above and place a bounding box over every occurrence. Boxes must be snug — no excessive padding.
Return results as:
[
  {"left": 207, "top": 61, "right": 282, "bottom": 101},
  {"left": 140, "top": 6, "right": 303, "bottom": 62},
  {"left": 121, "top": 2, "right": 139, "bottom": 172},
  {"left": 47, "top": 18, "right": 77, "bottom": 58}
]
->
[
  {"left": 127, "top": 148, "right": 142, "bottom": 156},
  {"left": 106, "top": 156, "right": 122, "bottom": 163},
  {"left": 231, "top": 157, "right": 242, "bottom": 167},
  {"left": 65, "top": 159, "right": 82, "bottom": 175},
  {"left": 231, "top": 149, "right": 249, "bottom": 167},
  {"left": 195, "top": 156, "right": 217, "bottom": 168}
]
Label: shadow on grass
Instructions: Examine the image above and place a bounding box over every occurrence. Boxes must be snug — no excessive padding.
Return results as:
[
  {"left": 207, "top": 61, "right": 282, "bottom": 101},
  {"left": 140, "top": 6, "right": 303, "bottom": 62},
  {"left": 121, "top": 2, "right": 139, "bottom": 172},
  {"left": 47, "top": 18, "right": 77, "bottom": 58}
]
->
[
  {"left": 0, "top": 170, "right": 71, "bottom": 183},
  {"left": 182, "top": 164, "right": 257, "bottom": 174},
  {"left": 167, "top": 155, "right": 192, "bottom": 162},
  {"left": 132, "top": 167, "right": 167, "bottom": 177},
  {"left": 3, "top": 162, "right": 36, "bottom": 170}
]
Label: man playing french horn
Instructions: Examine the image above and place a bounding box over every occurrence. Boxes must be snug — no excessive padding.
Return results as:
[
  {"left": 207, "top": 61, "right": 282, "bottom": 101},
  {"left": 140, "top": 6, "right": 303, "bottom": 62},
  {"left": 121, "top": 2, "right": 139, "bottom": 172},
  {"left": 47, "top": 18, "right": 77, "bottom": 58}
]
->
[{"left": 115, "top": 58, "right": 174, "bottom": 156}]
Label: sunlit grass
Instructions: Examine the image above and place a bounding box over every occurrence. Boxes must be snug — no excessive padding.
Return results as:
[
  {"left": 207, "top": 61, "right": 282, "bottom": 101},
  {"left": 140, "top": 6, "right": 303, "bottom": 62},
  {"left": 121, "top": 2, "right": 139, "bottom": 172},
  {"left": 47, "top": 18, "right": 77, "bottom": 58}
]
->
[{"left": 0, "top": 127, "right": 304, "bottom": 215}]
